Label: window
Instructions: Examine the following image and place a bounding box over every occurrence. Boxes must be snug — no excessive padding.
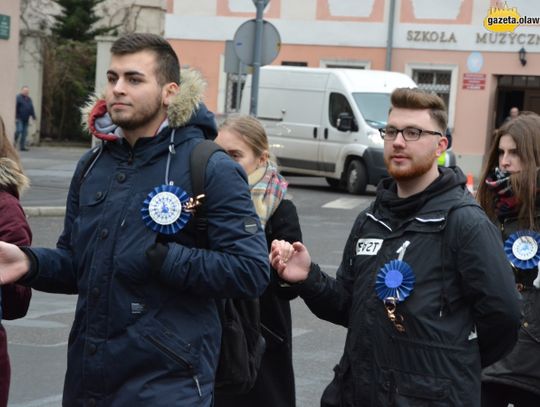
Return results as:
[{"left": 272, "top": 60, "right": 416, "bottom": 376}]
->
[
  {"left": 329, "top": 93, "right": 354, "bottom": 128},
  {"left": 281, "top": 61, "right": 307, "bottom": 66},
  {"left": 412, "top": 69, "right": 452, "bottom": 108},
  {"left": 225, "top": 73, "right": 246, "bottom": 113}
]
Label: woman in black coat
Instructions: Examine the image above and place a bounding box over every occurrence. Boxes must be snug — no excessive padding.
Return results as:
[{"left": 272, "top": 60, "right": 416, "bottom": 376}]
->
[
  {"left": 214, "top": 115, "right": 302, "bottom": 407},
  {"left": 477, "top": 113, "right": 540, "bottom": 406}
]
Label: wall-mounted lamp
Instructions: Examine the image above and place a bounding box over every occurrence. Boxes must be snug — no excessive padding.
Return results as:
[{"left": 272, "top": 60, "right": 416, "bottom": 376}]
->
[{"left": 519, "top": 47, "right": 527, "bottom": 66}]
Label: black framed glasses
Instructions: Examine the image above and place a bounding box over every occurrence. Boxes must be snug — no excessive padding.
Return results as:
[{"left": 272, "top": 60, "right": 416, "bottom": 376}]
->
[{"left": 379, "top": 126, "right": 443, "bottom": 141}]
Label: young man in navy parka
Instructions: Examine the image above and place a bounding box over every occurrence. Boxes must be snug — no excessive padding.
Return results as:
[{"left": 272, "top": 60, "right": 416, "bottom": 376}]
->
[{"left": 0, "top": 33, "right": 269, "bottom": 406}]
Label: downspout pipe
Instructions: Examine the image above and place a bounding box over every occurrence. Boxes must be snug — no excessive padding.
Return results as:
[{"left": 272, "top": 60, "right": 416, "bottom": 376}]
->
[{"left": 385, "top": 0, "right": 396, "bottom": 71}]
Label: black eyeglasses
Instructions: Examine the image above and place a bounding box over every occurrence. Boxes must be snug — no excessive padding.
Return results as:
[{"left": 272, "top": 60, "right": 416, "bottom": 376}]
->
[{"left": 379, "top": 126, "right": 443, "bottom": 141}]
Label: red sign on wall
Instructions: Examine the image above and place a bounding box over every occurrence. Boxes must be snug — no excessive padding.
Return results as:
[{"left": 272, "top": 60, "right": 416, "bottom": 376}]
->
[{"left": 463, "top": 73, "right": 486, "bottom": 90}]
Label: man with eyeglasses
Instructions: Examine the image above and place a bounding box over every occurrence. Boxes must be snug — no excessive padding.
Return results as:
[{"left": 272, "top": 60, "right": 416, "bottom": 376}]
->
[{"left": 269, "top": 88, "right": 521, "bottom": 406}]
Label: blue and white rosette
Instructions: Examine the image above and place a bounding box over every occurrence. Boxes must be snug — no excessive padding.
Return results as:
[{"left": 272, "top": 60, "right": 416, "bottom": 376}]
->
[
  {"left": 141, "top": 184, "right": 192, "bottom": 235},
  {"left": 375, "top": 240, "right": 415, "bottom": 302},
  {"left": 504, "top": 230, "right": 540, "bottom": 270},
  {"left": 375, "top": 260, "right": 415, "bottom": 302}
]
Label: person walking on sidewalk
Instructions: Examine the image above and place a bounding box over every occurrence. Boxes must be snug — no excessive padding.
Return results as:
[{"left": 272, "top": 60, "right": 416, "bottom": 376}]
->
[
  {"left": 477, "top": 113, "right": 540, "bottom": 406},
  {"left": 14, "top": 86, "right": 36, "bottom": 151},
  {"left": 270, "top": 88, "right": 522, "bottom": 406},
  {"left": 0, "top": 115, "right": 32, "bottom": 407},
  {"left": 0, "top": 33, "right": 269, "bottom": 406}
]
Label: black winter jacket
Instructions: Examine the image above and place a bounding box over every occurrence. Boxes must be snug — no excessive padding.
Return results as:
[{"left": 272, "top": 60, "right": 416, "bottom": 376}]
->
[
  {"left": 482, "top": 210, "right": 540, "bottom": 396},
  {"left": 297, "top": 167, "right": 521, "bottom": 406},
  {"left": 215, "top": 199, "right": 302, "bottom": 407}
]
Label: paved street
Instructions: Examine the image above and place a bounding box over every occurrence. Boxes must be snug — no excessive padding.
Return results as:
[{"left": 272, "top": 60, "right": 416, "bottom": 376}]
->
[{"left": 4, "top": 146, "right": 376, "bottom": 406}]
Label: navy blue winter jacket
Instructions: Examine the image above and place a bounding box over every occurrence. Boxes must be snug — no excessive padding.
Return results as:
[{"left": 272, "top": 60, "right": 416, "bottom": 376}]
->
[
  {"left": 23, "top": 70, "right": 270, "bottom": 406},
  {"left": 15, "top": 94, "right": 35, "bottom": 123}
]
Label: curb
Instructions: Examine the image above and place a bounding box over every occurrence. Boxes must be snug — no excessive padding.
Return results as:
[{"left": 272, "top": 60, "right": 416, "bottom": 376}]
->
[{"left": 24, "top": 207, "right": 66, "bottom": 217}]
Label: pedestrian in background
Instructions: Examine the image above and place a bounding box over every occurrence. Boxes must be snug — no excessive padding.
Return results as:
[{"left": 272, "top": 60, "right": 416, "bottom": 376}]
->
[
  {"left": 477, "top": 113, "right": 540, "bottom": 406},
  {"left": 0, "top": 33, "right": 269, "bottom": 406},
  {"left": 504, "top": 106, "right": 520, "bottom": 124},
  {"left": 214, "top": 115, "right": 302, "bottom": 407},
  {"left": 0, "top": 115, "right": 32, "bottom": 407},
  {"left": 14, "top": 86, "right": 36, "bottom": 151},
  {"left": 270, "top": 88, "right": 522, "bottom": 406}
]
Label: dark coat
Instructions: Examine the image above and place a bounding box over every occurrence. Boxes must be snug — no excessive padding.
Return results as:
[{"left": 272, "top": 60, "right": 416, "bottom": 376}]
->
[
  {"left": 15, "top": 94, "right": 35, "bottom": 123},
  {"left": 0, "top": 158, "right": 32, "bottom": 407},
  {"left": 22, "top": 71, "right": 270, "bottom": 406},
  {"left": 482, "top": 211, "right": 540, "bottom": 396},
  {"left": 215, "top": 199, "right": 302, "bottom": 407},
  {"left": 296, "top": 167, "right": 521, "bottom": 406}
]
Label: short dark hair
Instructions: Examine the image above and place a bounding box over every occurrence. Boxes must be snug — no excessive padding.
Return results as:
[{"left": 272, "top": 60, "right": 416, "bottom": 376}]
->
[
  {"left": 111, "top": 33, "right": 180, "bottom": 86},
  {"left": 390, "top": 88, "right": 448, "bottom": 132}
]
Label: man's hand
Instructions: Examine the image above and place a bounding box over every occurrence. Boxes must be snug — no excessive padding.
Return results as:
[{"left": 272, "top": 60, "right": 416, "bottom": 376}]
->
[
  {"left": 269, "top": 240, "right": 311, "bottom": 283},
  {"left": 0, "top": 242, "right": 30, "bottom": 285}
]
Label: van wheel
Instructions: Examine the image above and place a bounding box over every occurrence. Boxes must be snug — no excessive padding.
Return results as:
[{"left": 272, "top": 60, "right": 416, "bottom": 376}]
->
[
  {"left": 325, "top": 177, "right": 341, "bottom": 189},
  {"left": 346, "top": 160, "right": 367, "bottom": 195}
]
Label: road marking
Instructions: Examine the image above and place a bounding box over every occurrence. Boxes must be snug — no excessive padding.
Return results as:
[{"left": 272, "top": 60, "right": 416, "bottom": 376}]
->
[
  {"left": 322, "top": 197, "right": 367, "bottom": 209},
  {"left": 10, "top": 394, "right": 63, "bottom": 407},
  {"left": 4, "top": 319, "right": 67, "bottom": 328},
  {"left": 292, "top": 328, "right": 311, "bottom": 338},
  {"left": 9, "top": 341, "right": 68, "bottom": 348}
]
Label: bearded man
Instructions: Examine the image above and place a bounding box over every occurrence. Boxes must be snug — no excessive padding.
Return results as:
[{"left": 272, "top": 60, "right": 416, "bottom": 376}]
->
[{"left": 269, "top": 88, "right": 521, "bottom": 406}]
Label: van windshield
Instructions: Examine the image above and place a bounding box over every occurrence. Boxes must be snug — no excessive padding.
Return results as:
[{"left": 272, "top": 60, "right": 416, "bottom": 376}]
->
[{"left": 352, "top": 93, "right": 391, "bottom": 128}]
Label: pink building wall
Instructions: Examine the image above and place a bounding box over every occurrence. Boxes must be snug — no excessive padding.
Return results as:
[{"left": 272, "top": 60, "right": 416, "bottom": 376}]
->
[
  {"left": 0, "top": 0, "right": 21, "bottom": 141},
  {"left": 166, "top": 0, "right": 540, "bottom": 176}
]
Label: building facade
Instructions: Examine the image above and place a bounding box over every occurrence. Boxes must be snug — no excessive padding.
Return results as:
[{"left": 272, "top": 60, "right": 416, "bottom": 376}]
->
[
  {"left": 0, "top": 0, "right": 21, "bottom": 141},
  {"left": 165, "top": 0, "right": 540, "bottom": 175}
]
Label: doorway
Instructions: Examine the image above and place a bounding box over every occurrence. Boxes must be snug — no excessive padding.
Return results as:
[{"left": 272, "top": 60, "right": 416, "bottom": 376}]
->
[{"left": 496, "top": 75, "right": 540, "bottom": 127}]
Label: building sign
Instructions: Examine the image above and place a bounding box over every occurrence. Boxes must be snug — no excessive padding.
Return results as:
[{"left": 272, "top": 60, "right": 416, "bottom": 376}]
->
[
  {"left": 0, "top": 15, "right": 10, "bottom": 40},
  {"left": 463, "top": 73, "right": 486, "bottom": 90}
]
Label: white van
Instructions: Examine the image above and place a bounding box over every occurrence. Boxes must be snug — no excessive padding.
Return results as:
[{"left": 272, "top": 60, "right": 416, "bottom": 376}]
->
[{"left": 240, "top": 67, "right": 417, "bottom": 194}]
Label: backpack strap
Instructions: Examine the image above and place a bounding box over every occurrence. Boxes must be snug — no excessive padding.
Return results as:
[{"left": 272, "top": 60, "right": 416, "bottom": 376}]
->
[{"left": 190, "top": 140, "right": 224, "bottom": 248}]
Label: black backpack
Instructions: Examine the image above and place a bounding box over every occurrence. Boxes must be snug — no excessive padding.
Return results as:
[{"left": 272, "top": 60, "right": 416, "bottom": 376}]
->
[{"left": 190, "top": 140, "right": 266, "bottom": 395}]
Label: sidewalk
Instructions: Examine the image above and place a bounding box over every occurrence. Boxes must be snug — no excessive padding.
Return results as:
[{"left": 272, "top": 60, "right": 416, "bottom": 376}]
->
[{"left": 19, "top": 145, "right": 90, "bottom": 216}]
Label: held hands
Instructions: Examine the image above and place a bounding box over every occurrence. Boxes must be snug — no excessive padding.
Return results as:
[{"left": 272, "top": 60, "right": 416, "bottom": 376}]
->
[
  {"left": 0, "top": 241, "right": 30, "bottom": 285},
  {"left": 269, "top": 239, "right": 311, "bottom": 283}
]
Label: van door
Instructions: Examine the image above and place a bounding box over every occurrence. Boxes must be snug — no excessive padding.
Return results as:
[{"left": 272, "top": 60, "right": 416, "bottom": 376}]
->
[
  {"left": 318, "top": 92, "right": 356, "bottom": 176},
  {"left": 267, "top": 87, "right": 326, "bottom": 174}
]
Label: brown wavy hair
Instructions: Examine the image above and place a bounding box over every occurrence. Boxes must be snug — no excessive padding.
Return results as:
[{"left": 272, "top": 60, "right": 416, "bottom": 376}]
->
[{"left": 476, "top": 113, "right": 540, "bottom": 228}]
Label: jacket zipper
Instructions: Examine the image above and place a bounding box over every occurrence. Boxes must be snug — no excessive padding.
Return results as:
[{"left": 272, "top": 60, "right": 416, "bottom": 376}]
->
[
  {"left": 261, "top": 323, "right": 285, "bottom": 344},
  {"left": 146, "top": 335, "right": 202, "bottom": 397}
]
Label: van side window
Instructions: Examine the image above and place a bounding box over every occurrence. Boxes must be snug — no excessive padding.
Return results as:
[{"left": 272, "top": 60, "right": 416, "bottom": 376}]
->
[{"left": 329, "top": 93, "right": 354, "bottom": 128}]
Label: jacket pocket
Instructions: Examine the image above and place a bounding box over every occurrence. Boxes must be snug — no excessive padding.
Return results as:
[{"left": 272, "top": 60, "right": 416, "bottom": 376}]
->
[
  {"left": 142, "top": 319, "right": 203, "bottom": 397},
  {"left": 142, "top": 319, "right": 199, "bottom": 373},
  {"left": 521, "top": 290, "right": 540, "bottom": 342},
  {"left": 382, "top": 369, "right": 451, "bottom": 406}
]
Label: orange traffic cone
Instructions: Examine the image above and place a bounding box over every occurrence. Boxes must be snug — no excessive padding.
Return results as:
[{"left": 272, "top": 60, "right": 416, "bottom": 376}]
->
[{"left": 466, "top": 173, "right": 474, "bottom": 194}]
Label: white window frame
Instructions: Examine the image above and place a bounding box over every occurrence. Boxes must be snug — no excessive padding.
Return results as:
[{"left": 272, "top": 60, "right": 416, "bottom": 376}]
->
[{"left": 405, "top": 63, "right": 459, "bottom": 131}]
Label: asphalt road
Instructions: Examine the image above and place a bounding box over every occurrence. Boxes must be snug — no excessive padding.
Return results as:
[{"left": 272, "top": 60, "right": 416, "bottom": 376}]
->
[{"left": 4, "top": 146, "right": 376, "bottom": 406}]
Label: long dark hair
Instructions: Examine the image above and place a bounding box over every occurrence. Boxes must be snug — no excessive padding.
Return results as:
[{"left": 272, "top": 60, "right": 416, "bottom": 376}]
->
[{"left": 477, "top": 113, "right": 540, "bottom": 228}]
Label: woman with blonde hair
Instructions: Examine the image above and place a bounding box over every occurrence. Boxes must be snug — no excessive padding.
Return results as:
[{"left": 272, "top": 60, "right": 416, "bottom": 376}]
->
[
  {"left": 0, "top": 115, "right": 32, "bottom": 406},
  {"left": 477, "top": 113, "right": 540, "bottom": 406},
  {"left": 214, "top": 115, "right": 302, "bottom": 407}
]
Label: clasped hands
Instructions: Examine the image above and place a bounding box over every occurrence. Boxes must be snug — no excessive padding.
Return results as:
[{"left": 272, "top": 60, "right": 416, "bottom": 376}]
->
[{"left": 269, "top": 239, "right": 311, "bottom": 284}]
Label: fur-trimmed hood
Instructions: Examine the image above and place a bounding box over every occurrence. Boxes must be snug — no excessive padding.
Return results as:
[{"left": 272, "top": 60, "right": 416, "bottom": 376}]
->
[
  {"left": 0, "top": 157, "right": 29, "bottom": 197},
  {"left": 82, "top": 68, "right": 216, "bottom": 141}
]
